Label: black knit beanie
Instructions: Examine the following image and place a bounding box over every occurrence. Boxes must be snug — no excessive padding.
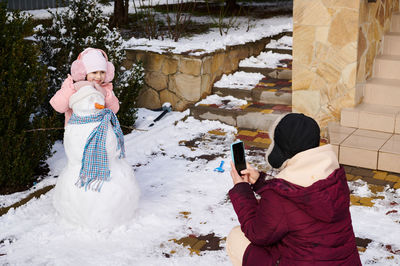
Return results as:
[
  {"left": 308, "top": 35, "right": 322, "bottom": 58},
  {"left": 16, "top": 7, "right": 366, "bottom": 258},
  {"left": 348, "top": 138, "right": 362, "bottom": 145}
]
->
[{"left": 268, "top": 113, "right": 320, "bottom": 169}]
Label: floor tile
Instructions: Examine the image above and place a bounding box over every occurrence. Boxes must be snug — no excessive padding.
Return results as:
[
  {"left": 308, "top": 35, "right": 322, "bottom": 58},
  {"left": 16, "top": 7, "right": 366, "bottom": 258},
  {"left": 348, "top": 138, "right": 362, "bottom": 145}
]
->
[
  {"left": 339, "top": 146, "right": 379, "bottom": 169},
  {"left": 341, "top": 107, "right": 359, "bottom": 128},
  {"left": 380, "top": 134, "right": 400, "bottom": 154},
  {"left": 341, "top": 129, "right": 391, "bottom": 151}
]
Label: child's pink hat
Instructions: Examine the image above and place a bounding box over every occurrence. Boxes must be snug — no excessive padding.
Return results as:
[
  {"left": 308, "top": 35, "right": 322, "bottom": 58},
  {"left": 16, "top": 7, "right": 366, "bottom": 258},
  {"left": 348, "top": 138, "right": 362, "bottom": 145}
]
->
[{"left": 71, "top": 48, "right": 115, "bottom": 83}]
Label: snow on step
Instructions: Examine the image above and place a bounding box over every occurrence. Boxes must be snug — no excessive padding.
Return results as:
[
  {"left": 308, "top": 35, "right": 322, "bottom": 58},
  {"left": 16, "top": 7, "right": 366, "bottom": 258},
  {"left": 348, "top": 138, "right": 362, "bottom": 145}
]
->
[
  {"left": 239, "top": 51, "right": 292, "bottom": 68},
  {"left": 265, "top": 35, "right": 292, "bottom": 50},
  {"left": 214, "top": 71, "right": 265, "bottom": 90},
  {"left": 195, "top": 94, "right": 247, "bottom": 109}
]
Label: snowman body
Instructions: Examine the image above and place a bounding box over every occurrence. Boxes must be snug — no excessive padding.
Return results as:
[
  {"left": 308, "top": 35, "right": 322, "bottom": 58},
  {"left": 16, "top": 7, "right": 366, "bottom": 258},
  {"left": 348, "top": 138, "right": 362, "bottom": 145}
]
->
[{"left": 53, "top": 86, "right": 140, "bottom": 229}]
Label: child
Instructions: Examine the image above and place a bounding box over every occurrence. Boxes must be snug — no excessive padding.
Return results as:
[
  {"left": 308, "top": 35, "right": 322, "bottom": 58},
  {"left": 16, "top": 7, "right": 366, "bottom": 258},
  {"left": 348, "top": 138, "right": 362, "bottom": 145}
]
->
[
  {"left": 227, "top": 113, "right": 361, "bottom": 266},
  {"left": 50, "top": 48, "right": 119, "bottom": 125}
]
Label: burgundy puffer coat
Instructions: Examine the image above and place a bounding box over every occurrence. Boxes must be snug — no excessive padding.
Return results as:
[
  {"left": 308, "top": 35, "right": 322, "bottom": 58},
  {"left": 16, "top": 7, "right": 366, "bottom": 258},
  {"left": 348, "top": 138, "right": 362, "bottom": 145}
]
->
[{"left": 229, "top": 167, "right": 361, "bottom": 266}]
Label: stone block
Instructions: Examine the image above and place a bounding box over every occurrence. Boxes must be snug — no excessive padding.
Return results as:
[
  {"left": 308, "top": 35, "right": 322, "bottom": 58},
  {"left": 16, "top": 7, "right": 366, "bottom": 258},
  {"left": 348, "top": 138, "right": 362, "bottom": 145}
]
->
[
  {"left": 292, "top": 64, "right": 314, "bottom": 90},
  {"left": 358, "top": 28, "right": 367, "bottom": 61},
  {"left": 295, "top": 0, "right": 331, "bottom": 26},
  {"left": 211, "top": 53, "right": 225, "bottom": 74},
  {"left": 161, "top": 56, "right": 179, "bottom": 75},
  {"left": 170, "top": 74, "right": 201, "bottom": 102},
  {"left": 342, "top": 63, "right": 357, "bottom": 90},
  {"left": 222, "top": 56, "right": 235, "bottom": 74},
  {"left": 190, "top": 106, "right": 237, "bottom": 126},
  {"left": 145, "top": 71, "right": 168, "bottom": 91},
  {"left": 340, "top": 42, "right": 358, "bottom": 64},
  {"left": 316, "top": 61, "right": 341, "bottom": 85},
  {"left": 179, "top": 58, "right": 201, "bottom": 76},
  {"left": 146, "top": 53, "right": 165, "bottom": 72},
  {"left": 125, "top": 50, "right": 137, "bottom": 61},
  {"left": 314, "top": 42, "right": 329, "bottom": 65},
  {"left": 137, "top": 87, "right": 161, "bottom": 109},
  {"left": 293, "top": 24, "right": 315, "bottom": 66},
  {"left": 328, "top": 8, "right": 358, "bottom": 48},
  {"left": 376, "top": 3, "right": 385, "bottom": 27},
  {"left": 315, "top": 26, "right": 329, "bottom": 44},
  {"left": 159, "top": 89, "right": 181, "bottom": 107},
  {"left": 326, "top": 0, "right": 360, "bottom": 9},
  {"left": 175, "top": 99, "right": 189, "bottom": 111},
  {"left": 135, "top": 51, "right": 147, "bottom": 62},
  {"left": 292, "top": 90, "right": 321, "bottom": 117},
  {"left": 356, "top": 56, "right": 366, "bottom": 83},
  {"left": 309, "top": 73, "right": 327, "bottom": 92},
  {"left": 236, "top": 112, "right": 280, "bottom": 131},
  {"left": 201, "top": 74, "right": 212, "bottom": 96},
  {"left": 236, "top": 46, "right": 250, "bottom": 61},
  {"left": 202, "top": 56, "right": 213, "bottom": 74},
  {"left": 227, "top": 49, "right": 241, "bottom": 69}
]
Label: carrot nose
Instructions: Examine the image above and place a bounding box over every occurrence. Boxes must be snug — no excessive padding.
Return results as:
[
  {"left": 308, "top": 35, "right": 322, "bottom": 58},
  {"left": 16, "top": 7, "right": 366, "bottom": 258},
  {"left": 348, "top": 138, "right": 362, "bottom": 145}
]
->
[{"left": 95, "top": 103, "right": 105, "bottom": 109}]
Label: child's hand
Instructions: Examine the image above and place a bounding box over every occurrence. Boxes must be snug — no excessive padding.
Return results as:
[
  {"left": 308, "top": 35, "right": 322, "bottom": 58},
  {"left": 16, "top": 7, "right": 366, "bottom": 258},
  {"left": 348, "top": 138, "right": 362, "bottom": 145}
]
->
[
  {"left": 230, "top": 161, "right": 249, "bottom": 185},
  {"left": 73, "top": 81, "right": 93, "bottom": 91},
  {"left": 240, "top": 163, "right": 260, "bottom": 185}
]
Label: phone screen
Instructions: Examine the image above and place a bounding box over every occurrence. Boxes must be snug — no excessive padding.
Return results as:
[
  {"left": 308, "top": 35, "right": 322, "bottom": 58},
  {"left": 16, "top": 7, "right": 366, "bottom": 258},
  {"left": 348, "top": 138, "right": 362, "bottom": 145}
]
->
[{"left": 231, "top": 141, "right": 246, "bottom": 174}]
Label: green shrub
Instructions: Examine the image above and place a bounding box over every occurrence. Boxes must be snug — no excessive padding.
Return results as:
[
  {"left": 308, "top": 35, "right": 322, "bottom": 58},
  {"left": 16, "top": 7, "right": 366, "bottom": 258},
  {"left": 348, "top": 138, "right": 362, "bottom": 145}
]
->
[
  {"left": 35, "top": 0, "right": 144, "bottom": 134},
  {"left": 0, "top": 3, "right": 54, "bottom": 193}
]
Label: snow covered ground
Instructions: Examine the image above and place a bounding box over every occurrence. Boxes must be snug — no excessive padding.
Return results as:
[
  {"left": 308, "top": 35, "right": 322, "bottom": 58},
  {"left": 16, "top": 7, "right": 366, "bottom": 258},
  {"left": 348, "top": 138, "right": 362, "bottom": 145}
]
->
[
  {"left": 23, "top": 1, "right": 292, "bottom": 56},
  {"left": 1, "top": 109, "right": 400, "bottom": 265},
  {"left": 2, "top": 2, "right": 399, "bottom": 265}
]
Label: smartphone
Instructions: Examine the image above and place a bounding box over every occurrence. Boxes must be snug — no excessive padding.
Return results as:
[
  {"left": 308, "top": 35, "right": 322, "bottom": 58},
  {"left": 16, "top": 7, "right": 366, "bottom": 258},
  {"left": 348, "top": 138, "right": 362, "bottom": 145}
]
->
[{"left": 231, "top": 141, "right": 246, "bottom": 175}]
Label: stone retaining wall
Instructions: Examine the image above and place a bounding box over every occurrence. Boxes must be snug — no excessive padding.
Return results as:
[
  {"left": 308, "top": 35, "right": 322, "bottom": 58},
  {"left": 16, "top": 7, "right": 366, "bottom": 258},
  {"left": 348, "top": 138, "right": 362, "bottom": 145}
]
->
[
  {"left": 292, "top": 0, "right": 399, "bottom": 134},
  {"left": 123, "top": 32, "right": 289, "bottom": 111}
]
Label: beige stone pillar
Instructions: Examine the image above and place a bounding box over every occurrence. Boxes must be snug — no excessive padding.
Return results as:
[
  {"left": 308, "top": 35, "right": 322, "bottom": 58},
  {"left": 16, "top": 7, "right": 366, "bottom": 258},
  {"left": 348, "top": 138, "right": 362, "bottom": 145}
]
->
[{"left": 292, "top": 0, "right": 362, "bottom": 134}]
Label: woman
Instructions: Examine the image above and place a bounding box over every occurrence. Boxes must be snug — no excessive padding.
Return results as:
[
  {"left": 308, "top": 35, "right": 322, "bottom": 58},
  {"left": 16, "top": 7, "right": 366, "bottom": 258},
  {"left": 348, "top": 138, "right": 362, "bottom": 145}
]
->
[{"left": 227, "top": 113, "right": 361, "bottom": 266}]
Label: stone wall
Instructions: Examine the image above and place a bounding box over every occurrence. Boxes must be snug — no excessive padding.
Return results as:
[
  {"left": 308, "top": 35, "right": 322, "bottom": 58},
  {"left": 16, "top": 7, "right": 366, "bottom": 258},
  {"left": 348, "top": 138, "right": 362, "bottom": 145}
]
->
[
  {"left": 357, "top": 0, "right": 399, "bottom": 83},
  {"left": 292, "top": 0, "right": 399, "bottom": 135},
  {"left": 124, "top": 33, "right": 288, "bottom": 111}
]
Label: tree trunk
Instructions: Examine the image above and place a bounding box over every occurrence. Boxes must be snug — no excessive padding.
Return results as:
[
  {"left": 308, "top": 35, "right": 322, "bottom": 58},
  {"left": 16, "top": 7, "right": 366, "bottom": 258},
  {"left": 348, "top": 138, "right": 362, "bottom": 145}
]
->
[{"left": 110, "top": 0, "right": 129, "bottom": 28}]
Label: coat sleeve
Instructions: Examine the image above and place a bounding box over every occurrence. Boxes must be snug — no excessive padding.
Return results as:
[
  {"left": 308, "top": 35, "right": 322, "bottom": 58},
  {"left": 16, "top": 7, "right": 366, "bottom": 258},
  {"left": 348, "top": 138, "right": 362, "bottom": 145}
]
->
[
  {"left": 229, "top": 183, "right": 288, "bottom": 246},
  {"left": 251, "top": 172, "right": 268, "bottom": 192},
  {"left": 103, "top": 83, "right": 120, "bottom": 114},
  {"left": 49, "top": 75, "right": 75, "bottom": 113}
]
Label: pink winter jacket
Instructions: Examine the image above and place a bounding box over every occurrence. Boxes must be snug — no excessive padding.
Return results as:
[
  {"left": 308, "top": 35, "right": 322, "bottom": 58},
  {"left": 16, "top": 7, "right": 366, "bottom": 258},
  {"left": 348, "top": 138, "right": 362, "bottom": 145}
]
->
[{"left": 50, "top": 75, "right": 120, "bottom": 126}]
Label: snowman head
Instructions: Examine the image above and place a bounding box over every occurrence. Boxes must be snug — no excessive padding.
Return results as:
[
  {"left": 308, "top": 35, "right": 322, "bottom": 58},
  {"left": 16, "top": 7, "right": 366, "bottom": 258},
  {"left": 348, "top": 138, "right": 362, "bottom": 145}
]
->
[{"left": 69, "top": 85, "right": 105, "bottom": 116}]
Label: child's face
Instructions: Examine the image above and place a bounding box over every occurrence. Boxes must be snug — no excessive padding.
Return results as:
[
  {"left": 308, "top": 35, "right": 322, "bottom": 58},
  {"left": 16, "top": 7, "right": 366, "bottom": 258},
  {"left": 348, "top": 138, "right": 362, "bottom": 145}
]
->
[{"left": 86, "top": 71, "right": 106, "bottom": 84}]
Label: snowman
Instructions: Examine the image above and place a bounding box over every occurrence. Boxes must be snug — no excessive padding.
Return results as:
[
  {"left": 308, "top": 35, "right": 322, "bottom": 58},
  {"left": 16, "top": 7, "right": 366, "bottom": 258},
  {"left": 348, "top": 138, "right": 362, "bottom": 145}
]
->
[{"left": 53, "top": 84, "right": 140, "bottom": 230}]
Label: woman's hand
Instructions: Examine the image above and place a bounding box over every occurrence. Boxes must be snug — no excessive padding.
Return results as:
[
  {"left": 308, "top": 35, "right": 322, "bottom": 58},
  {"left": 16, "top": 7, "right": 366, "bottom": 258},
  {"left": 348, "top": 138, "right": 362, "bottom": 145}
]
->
[
  {"left": 230, "top": 161, "right": 249, "bottom": 185},
  {"left": 240, "top": 163, "right": 260, "bottom": 185}
]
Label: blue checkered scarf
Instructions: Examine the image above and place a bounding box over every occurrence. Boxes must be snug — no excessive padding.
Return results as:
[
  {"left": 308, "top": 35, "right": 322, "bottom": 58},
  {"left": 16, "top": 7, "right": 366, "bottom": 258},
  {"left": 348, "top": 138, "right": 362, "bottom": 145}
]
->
[{"left": 68, "top": 108, "right": 125, "bottom": 192}]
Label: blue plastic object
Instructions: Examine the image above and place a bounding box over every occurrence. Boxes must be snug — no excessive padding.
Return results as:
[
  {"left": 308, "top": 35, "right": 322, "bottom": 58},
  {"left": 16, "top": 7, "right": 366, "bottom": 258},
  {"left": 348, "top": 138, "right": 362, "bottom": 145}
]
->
[{"left": 214, "top": 160, "right": 225, "bottom": 173}]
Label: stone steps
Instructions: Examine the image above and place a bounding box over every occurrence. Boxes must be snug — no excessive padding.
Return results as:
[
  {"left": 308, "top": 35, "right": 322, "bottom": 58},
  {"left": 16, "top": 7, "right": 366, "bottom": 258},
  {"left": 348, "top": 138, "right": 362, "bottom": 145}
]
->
[
  {"left": 190, "top": 34, "right": 293, "bottom": 133},
  {"left": 391, "top": 12, "right": 400, "bottom": 32},
  {"left": 333, "top": 19, "right": 400, "bottom": 173},
  {"left": 373, "top": 54, "right": 400, "bottom": 80},
  {"left": 364, "top": 78, "right": 400, "bottom": 107},
  {"left": 383, "top": 32, "right": 400, "bottom": 56},
  {"left": 213, "top": 76, "right": 292, "bottom": 105},
  {"left": 190, "top": 101, "right": 291, "bottom": 131}
]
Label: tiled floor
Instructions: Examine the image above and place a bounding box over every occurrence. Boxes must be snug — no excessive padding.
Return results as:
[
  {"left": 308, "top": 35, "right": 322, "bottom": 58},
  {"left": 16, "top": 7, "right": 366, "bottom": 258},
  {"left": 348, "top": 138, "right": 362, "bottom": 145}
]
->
[{"left": 328, "top": 122, "right": 400, "bottom": 173}]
